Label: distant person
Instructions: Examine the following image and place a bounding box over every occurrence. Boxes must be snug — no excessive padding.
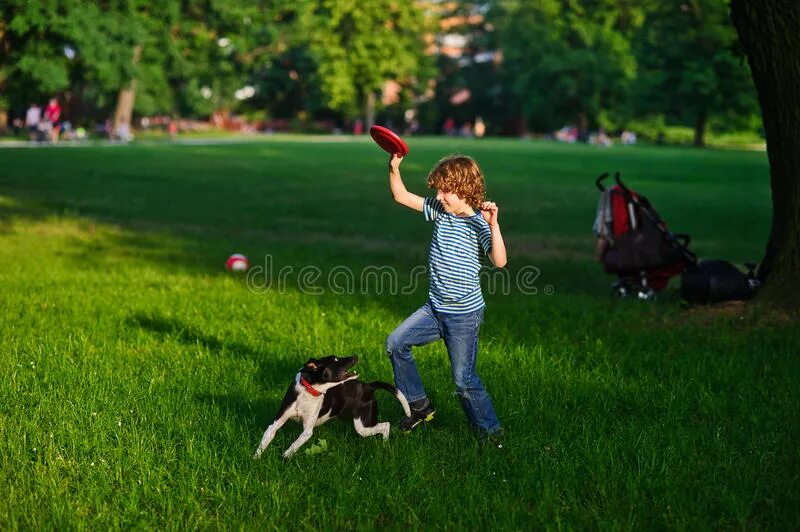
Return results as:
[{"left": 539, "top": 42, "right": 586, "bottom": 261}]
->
[
  {"left": 589, "top": 128, "right": 611, "bottom": 147},
  {"left": 60, "top": 120, "right": 73, "bottom": 140},
  {"left": 11, "top": 117, "right": 24, "bottom": 137},
  {"left": 44, "top": 98, "right": 61, "bottom": 143},
  {"left": 621, "top": 129, "right": 637, "bottom": 145},
  {"left": 353, "top": 118, "right": 363, "bottom": 135},
  {"left": 460, "top": 122, "right": 473, "bottom": 137},
  {"left": 212, "top": 111, "right": 225, "bottom": 129},
  {"left": 384, "top": 153, "right": 506, "bottom": 445},
  {"left": 168, "top": 119, "right": 178, "bottom": 139},
  {"left": 116, "top": 119, "right": 132, "bottom": 142},
  {"left": 474, "top": 116, "right": 486, "bottom": 138},
  {"left": 442, "top": 117, "right": 456, "bottom": 136},
  {"left": 555, "top": 125, "right": 578, "bottom": 144},
  {"left": 25, "top": 103, "right": 41, "bottom": 141}
]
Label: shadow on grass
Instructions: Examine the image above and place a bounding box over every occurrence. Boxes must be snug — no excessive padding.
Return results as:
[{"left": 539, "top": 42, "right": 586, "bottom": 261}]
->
[
  {"left": 126, "top": 309, "right": 435, "bottom": 442},
  {"left": 0, "top": 142, "right": 611, "bottom": 290},
  {"left": 129, "top": 312, "right": 250, "bottom": 355},
  {"left": 128, "top": 311, "right": 304, "bottom": 433},
  {"left": 195, "top": 391, "right": 278, "bottom": 436},
  {"left": 127, "top": 311, "right": 298, "bottom": 385}
]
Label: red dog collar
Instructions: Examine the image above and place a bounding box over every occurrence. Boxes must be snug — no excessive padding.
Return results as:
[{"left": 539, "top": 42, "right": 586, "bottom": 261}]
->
[{"left": 300, "top": 376, "right": 322, "bottom": 397}]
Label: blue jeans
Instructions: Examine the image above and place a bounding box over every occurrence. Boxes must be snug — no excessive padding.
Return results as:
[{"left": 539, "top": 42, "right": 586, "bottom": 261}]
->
[{"left": 386, "top": 302, "right": 501, "bottom": 434}]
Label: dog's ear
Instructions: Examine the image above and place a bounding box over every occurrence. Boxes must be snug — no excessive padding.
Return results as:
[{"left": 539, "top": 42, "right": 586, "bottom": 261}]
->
[{"left": 304, "top": 359, "right": 319, "bottom": 371}]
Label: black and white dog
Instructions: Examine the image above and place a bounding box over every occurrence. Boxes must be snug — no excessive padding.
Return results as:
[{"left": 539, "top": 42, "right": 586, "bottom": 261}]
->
[{"left": 253, "top": 355, "right": 411, "bottom": 459}]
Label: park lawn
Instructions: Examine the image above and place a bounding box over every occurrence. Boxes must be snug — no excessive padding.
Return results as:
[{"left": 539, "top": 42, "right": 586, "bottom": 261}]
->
[{"left": 0, "top": 137, "right": 797, "bottom": 529}]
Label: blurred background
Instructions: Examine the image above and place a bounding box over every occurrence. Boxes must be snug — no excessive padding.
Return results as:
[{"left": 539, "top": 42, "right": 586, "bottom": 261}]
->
[{"left": 0, "top": 1, "right": 761, "bottom": 148}]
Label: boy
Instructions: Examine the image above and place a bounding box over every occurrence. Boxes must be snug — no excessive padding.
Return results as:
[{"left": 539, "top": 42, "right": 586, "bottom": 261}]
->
[{"left": 386, "top": 153, "right": 506, "bottom": 441}]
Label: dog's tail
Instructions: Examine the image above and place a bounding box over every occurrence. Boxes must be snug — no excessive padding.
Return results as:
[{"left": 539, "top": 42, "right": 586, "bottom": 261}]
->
[{"left": 369, "top": 381, "right": 411, "bottom": 417}]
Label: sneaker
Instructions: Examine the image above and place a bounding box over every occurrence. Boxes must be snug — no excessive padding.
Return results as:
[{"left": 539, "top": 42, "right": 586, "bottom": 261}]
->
[
  {"left": 397, "top": 403, "right": 436, "bottom": 433},
  {"left": 484, "top": 428, "right": 505, "bottom": 448}
]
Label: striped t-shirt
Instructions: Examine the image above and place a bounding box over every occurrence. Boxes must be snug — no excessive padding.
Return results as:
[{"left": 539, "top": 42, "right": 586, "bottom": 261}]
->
[{"left": 423, "top": 197, "right": 493, "bottom": 314}]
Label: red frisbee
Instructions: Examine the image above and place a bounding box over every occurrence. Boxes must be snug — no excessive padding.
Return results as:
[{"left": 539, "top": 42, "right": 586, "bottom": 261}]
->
[{"left": 369, "top": 125, "right": 409, "bottom": 156}]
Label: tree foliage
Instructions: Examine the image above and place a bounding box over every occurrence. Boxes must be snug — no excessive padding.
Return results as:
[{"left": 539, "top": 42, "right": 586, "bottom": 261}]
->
[
  {"left": 0, "top": 0, "right": 761, "bottom": 140},
  {"left": 165, "top": 1, "right": 284, "bottom": 115},
  {"left": 295, "top": 0, "right": 432, "bottom": 120},
  {"left": 1, "top": 1, "right": 145, "bottom": 108},
  {"left": 634, "top": 0, "right": 759, "bottom": 146},
  {"left": 489, "top": 0, "right": 643, "bottom": 133}
]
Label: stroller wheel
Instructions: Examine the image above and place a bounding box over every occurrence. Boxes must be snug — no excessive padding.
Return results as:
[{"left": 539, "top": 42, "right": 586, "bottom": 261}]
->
[
  {"left": 612, "top": 281, "right": 630, "bottom": 298},
  {"left": 637, "top": 287, "right": 656, "bottom": 300}
]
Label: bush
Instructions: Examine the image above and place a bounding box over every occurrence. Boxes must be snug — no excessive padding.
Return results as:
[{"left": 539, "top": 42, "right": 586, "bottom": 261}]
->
[
  {"left": 624, "top": 115, "right": 764, "bottom": 147},
  {"left": 661, "top": 126, "right": 696, "bottom": 145},
  {"left": 707, "top": 130, "right": 766, "bottom": 147},
  {"left": 624, "top": 115, "right": 667, "bottom": 143}
]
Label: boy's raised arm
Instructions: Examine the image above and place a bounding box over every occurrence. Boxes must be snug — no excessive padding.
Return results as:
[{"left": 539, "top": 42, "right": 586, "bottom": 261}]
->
[{"left": 389, "top": 154, "right": 424, "bottom": 212}]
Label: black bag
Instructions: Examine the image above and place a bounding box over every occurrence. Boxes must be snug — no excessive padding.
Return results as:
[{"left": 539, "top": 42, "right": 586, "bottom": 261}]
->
[
  {"left": 602, "top": 219, "right": 685, "bottom": 274},
  {"left": 680, "top": 260, "right": 755, "bottom": 303}
]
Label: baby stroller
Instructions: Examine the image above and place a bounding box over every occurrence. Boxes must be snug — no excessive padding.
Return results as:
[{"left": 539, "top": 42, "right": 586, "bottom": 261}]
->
[{"left": 593, "top": 172, "right": 697, "bottom": 299}]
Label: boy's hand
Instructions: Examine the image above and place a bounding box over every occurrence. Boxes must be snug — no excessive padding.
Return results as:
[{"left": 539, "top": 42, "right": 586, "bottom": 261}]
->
[
  {"left": 388, "top": 154, "right": 403, "bottom": 173},
  {"left": 480, "top": 201, "right": 499, "bottom": 226}
]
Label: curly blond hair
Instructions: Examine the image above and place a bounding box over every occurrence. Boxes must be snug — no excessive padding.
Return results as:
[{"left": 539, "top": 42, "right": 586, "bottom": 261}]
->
[{"left": 426, "top": 155, "right": 485, "bottom": 208}]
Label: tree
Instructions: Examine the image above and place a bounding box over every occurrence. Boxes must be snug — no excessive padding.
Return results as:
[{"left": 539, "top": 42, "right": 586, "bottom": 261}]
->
[
  {"left": 0, "top": 1, "right": 285, "bottom": 127},
  {"left": 636, "top": 0, "right": 758, "bottom": 147},
  {"left": 249, "top": 45, "right": 328, "bottom": 121},
  {"left": 295, "top": 0, "right": 432, "bottom": 127},
  {"left": 421, "top": 1, "right": 505, "bottom": 135},
  {"left": 166, "top": 1, "right": 285, "bottom": 118},
  {"left": 108, "top": 1, "right": 284, "bottom": 126},
  {"left": 1, "top": 1, "right": 88, "bottom": 121},
  {"left": 0, "top": 15, "right": 12, "bottom": 130},
  {"left": 730, "top": 0, "right": 800, "bottom": 310},
  {"left": 490, "top": 0, "right": 643, "bottom": 135},
  {"left": 1, "top": 1, "right": 154, "bottom": 125}
]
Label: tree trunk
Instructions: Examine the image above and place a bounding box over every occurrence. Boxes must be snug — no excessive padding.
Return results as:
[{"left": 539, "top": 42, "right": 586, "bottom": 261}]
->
[
  {"left": 365, "top": 91, "right": 376, "bottom": 129},
  {"left": 113, "top": 45, "right": 142, "bottom": 133},
  {"left": 693, "top": 109, "right": 707, "bottom": 147},
  {"left": 516, "top": 114, "right": 527, "bottom": 137},
  {"left": 577, "top": 112, "right": 589, "bottom": 142},
  {"left": 730, "top": 0, "right": 800, "bottom": 311}
]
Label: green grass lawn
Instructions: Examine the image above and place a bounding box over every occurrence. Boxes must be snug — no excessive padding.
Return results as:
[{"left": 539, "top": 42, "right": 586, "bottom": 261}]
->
[{"left": 0, "top": 137, "right": 797, "bottom": 529}]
